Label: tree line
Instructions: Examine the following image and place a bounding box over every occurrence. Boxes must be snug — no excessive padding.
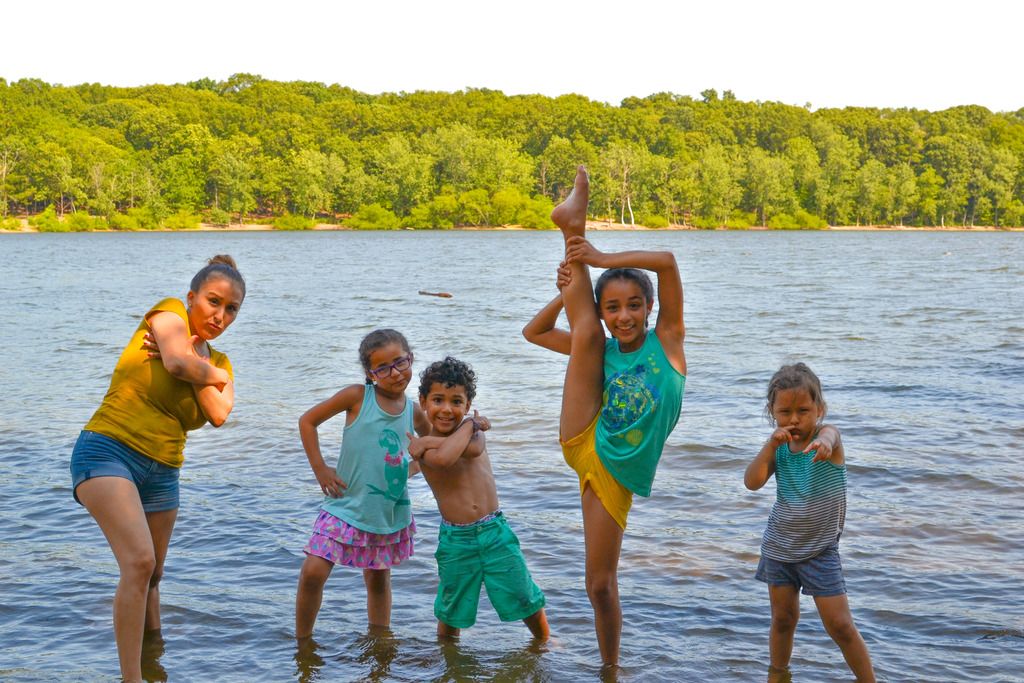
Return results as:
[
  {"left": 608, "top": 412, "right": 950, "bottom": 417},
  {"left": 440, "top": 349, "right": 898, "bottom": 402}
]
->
[{"left": 1, "top": 74, "right": 1022, "bottom": 230}]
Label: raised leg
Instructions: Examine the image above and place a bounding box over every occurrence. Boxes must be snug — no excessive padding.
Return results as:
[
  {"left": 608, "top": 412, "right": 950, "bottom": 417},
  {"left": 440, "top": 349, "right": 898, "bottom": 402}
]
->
[
  {"left": 552, "top": 166, "right": 605, "bottom": 440},
  {"left": 581, "top": 485, "right": 624, "bottom": 666},
  {"left": 76, "top": 476, "right": 159, "bottom": 683},
  {"left": 295, "top": 554, "right": 334, "bottom": 638},
  {"left": 814, "top": 594, "right": 875, "bottom": 682}
]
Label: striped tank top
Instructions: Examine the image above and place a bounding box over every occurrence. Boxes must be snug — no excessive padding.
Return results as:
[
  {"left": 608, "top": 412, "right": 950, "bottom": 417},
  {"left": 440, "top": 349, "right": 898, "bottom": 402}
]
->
[{"left": 760, "top": 441, "right": 847, "bottom": 563}]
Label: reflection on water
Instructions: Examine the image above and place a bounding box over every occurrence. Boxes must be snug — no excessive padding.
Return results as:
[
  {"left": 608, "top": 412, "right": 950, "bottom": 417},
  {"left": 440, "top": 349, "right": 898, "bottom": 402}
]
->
[
  {"left": 293, "top": 636, "right": 326, "bottom": 683},
  {"left": 355, "top": 627, "right": 400, "bottom": 682},
  {"left": 437, "top": 636, "right": 549, "bottom": 683},
  {"left": 293, "top": 627, "right": 550, "bottom": 682},
  {"left": 140, "top": 631, "right": 167, "bottom": 683},
  {"left": 1, "top": 231, "right": 1022, "bottom": 682}
]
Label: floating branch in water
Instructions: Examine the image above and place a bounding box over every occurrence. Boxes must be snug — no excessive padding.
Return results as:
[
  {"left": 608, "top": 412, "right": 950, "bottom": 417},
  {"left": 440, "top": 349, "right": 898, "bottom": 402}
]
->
[{"left": 418, "top": 290, "right": 453, "bottom": 298}]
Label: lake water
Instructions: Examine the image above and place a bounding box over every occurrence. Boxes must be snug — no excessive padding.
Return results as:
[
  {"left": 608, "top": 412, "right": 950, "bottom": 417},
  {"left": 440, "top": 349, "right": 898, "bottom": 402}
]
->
[{"left": 0, "top": 230, "right": 1021, "bottom": 682}]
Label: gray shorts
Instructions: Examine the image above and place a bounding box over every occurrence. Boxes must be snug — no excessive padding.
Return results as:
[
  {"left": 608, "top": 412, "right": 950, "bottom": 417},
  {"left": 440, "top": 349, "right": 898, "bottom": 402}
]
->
[{"left": 755, "top": 544, "right": 846, "bottom": 597}]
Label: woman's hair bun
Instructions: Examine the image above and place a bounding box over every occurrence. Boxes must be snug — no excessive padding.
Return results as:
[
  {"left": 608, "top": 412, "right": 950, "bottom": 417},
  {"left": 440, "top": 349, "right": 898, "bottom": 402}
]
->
[{"left": 208, "top": 254, "right": 238, "bottom": 269}]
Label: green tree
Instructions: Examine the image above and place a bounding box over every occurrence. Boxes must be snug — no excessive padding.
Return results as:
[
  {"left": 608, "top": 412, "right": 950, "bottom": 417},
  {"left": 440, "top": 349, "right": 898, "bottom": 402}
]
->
[
  {"left": 458, "top": 188, "right": 492, "bottom": 226},
  {"left": 405, "top": 193, "right": 459, "bottom": 229},
  {"left": 854, "top": 159, "right": 888, "bottom": 225},
  {"left": 886, "top": 163, "right": 918, "bottom": 225},
  {"left": 26, "top": 140, "right": 84, "bottom": 215},
  {"left": 287, "top": 149, "right": 332, "bottom": 217},
  {"left": 424, "top": 124, "right": 533, "bottom": 194},
  {"left": 602, "top": 141, "right": 653, "bottom": 225},
  {"left": 537, "top": 135, "right": 577, "bottom": 200},
  {"left": 209, "top": 137, "right": 258, "bottom": 222},
  {"left": 914, "top": 165, "right": 944, "bottom": 226},
  {"left": 743, "top": 148, "right": 796, "bottom": 226},
  {"left": 983, "top": 147, "right": 1020, "bottom": 226},
  {"left": 815, "top": 133, "right": 859, "bottom": 225},
  {"left": 345, "top": 203, "right": 400, "bottom": 229},
  {"left": 0, "top": 135, "right": 24, "bottom": 216},
  {"left": 924, "top": 135, "right": 974, "bottom": 226},
  {"left": 695, "top": 145, "right": 741, "bottom": 226},
  {"left": 3, "top": 77, "right": 1023, "bottom": 229},
  {"left": 784, "top": 136, "right": 823, "bottom": 214},
  {"left": 159, "top": 152, "right": 207, "bottom": 211},
  {"left": 366, "top": 136, "right": 434, "bottom": 216}
]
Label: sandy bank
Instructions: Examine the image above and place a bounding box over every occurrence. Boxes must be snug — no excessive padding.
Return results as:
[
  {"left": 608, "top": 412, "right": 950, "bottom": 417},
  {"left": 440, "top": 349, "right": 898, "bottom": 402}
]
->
[{"left": 2, "top": 219, "right": 1021, "bottom": 233}]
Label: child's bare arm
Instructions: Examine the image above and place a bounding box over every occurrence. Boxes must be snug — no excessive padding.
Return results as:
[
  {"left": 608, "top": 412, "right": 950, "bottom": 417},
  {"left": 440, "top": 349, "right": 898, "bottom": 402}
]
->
[
  {"left": 806, "top": 425, "right": 844, "bottom": 464},
  {"left": 407, "top": 459, "right": 421, "bottom": 477},
  {"left": 412, "top": 403, "right": 432, "bottom": 436},
  {"left": 407, "top": 433, "right": 446, "bottom": 459},
  {"left": 299, "top": 384, "right": 362, "bottom": 497},
  {"left": 407, "top": 417, "right": 487, "bottom": 469},
  {"left": 744, "top": 427, "right": 791, "bottom": 490},
  {"left": 564, "top": 237, "right": 685, "bottom": 370},
  {"left": 523, "top": 294, "right": 571, "bottom": 355}
]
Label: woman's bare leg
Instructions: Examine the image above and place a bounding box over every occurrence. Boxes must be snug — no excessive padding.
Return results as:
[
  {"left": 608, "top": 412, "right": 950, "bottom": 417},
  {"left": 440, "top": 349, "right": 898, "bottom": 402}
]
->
[
  {"left": 77, "top": 477, "right": 158, "bottom": 683},
  {"left": 551, "top": 166, "right": 605, "bottom": 440},
  {"left": 582, "top": 486, "right": 624, "bottom": 666},
  {"left": 143, "top": 508, "right": 178, "bottom": 632}
]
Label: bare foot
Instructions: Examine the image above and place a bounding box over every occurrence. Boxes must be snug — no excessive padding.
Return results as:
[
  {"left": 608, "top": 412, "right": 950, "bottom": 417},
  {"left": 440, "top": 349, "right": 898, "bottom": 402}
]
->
[{"left": 551, "top": 165, "right": 589, "bottom": 239}]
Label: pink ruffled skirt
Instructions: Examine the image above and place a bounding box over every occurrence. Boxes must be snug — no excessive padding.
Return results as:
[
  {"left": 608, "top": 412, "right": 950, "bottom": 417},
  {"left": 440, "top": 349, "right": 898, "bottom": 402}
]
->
[{"left": 303, "top": 509, "right": 415, "bottom": 569}]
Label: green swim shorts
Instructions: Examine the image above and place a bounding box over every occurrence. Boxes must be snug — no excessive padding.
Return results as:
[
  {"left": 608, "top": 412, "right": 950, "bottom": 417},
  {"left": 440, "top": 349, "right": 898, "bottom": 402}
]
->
[{"left": 434, "top": 512, "right": 546, "bottom": 629}]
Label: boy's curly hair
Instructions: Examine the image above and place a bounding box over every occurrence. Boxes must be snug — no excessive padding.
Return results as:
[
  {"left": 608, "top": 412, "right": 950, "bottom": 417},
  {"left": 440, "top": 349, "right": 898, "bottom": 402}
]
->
[{"left": 418, "top": 356, "right": 477, "bottom": 402}]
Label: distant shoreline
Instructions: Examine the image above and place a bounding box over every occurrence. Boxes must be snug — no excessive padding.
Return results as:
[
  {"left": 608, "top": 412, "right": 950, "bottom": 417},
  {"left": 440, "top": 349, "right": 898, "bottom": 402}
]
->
[{"left": 2, "top": 219, "right": 1021, "bottom": 234}]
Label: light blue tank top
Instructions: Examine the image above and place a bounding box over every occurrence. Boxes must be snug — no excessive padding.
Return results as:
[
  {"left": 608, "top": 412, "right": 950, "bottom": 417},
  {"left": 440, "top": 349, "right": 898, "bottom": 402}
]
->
[
  {"left": 594, "top": 331, "right": 686, "bottom": 496},
  {"left": 320, "top": 386, "right": 415, "bottom": 535}
]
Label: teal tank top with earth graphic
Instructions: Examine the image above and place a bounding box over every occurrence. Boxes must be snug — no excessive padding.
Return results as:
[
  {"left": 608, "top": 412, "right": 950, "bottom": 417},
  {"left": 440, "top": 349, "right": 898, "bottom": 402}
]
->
[
  {"left": 595, "top": 331, "right": 686, "bottom": 496},
  {"left": 320, "top": 385, "right": 415, "bottom": 534}
]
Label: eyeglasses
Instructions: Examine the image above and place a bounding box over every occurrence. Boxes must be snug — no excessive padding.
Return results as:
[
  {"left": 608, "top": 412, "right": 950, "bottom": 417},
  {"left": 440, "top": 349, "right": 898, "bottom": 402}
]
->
[{"left": 369, "top": 355, "right": 412, "bottom": 379}]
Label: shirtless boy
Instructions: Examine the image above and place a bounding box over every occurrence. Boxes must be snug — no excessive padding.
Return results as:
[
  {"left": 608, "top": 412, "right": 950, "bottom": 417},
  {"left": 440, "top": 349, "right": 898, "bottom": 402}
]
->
[{"left": 408, "top": 356, "right": 549, "bottom": 640}]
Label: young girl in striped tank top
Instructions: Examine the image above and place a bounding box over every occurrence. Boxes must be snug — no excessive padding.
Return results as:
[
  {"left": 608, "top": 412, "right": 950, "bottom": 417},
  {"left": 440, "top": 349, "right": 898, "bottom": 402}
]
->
[{"left": 744, "top": 363, "right": 876, "bottom": 682}]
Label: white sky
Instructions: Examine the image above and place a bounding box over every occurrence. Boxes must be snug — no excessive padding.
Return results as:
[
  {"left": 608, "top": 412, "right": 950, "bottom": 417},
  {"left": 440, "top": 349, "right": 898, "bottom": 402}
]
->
[{"left": 3, "top": 0, "right": 1021, "bottom": 112}]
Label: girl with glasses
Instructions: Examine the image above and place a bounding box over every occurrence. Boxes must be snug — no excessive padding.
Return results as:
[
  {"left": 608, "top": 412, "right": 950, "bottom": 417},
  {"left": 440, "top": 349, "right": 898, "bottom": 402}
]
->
[{"left": 295, "top": 328, "right": 430, "bottom": 639}]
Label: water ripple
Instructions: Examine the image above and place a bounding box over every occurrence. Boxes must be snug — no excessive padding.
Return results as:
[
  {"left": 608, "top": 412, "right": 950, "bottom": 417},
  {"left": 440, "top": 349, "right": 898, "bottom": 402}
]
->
[{"left": 1, "top": 230, "right": 1021, "bottom": 681}]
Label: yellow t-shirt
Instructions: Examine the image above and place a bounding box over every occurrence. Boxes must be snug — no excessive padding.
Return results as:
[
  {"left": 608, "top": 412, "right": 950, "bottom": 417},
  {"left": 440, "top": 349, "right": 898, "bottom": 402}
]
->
[{"left": 84, "top": 297, "right": 234, "bottom": 468}]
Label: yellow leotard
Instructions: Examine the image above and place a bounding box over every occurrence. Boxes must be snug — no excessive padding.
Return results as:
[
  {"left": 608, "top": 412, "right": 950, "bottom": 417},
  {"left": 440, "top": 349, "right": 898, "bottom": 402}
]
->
[{"left": 561, "top": 415, "right": 633, "bottom": 529}]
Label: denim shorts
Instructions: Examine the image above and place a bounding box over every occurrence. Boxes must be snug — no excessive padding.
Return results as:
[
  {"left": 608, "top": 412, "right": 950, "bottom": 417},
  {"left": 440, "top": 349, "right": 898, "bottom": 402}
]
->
[
  {"left": 755, "top": 544, "right": 847, "bottom": 597},
  {"left": 70, "top": 430, "right": 180, "bottom": 512}
]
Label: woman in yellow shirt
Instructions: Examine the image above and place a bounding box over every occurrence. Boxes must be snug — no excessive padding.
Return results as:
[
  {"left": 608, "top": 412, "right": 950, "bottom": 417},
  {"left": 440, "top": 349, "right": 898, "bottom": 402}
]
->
[{"left": 70, "top": 254, "right": 245, "bottom": 683}]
